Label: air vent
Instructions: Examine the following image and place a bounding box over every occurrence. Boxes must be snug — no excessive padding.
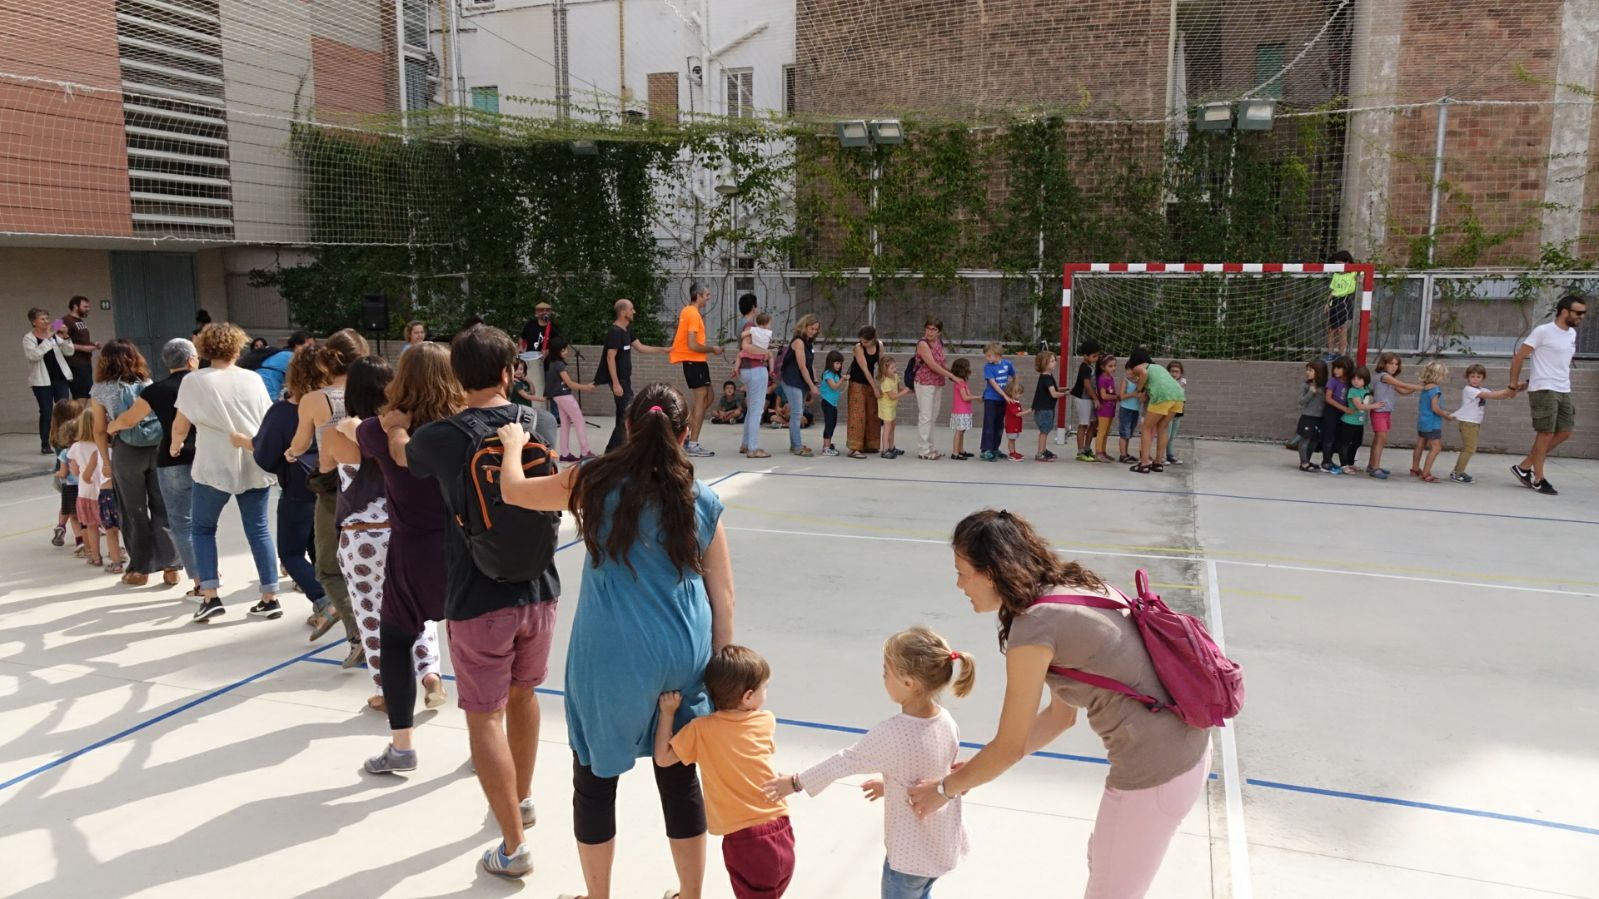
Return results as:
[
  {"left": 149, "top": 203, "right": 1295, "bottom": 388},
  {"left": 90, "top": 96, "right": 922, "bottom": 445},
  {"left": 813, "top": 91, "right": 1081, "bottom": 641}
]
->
[{"left": 115, "top": 0, "right": 233, "bottom": 238}]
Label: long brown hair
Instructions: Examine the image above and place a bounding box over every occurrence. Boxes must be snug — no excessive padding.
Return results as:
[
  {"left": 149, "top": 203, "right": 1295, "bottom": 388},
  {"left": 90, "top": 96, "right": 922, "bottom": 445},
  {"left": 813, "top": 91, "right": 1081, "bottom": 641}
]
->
[
  {"left": 570, "top": 382, "right": 702, "bottom": 577},
  {"left": 95, "top": 338, "right": 151, "bottom": 384},
  {"left": 386, "top": 342, "right": 461, "bottom": 427},
  {"left": 951, "top": 509, "right": 1105, "bottom": 650},
  {"left": 284, "top": 345, "right": 325, "bottom": 401},
  {"left": 315, "top": 328, "right": 369, "bottom": 382}
]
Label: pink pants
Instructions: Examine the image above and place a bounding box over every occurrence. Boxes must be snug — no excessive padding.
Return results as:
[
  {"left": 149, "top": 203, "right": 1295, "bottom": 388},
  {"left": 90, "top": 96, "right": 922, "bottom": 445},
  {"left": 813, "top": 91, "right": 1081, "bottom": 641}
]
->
[
  {"left": 1084, "top": 744, "right": 1212, "bottom": 899},
  {"left": 554, "top": 394, "right": 589, "bottom": 456}
]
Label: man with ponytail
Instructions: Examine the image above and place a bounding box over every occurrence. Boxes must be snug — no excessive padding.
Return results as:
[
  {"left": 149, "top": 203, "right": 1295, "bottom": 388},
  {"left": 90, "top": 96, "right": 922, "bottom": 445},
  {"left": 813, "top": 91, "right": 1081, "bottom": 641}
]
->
[
  {"left": 406, "top": 324, "right": 561, "bottom": 879},
  {"left": 495, "top": 381, "right": 736, "bottom": 899}
]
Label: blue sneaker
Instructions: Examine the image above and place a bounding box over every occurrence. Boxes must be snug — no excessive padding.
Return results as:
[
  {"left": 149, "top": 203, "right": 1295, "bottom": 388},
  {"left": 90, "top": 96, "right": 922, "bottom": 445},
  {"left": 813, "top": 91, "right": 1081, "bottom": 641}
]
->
[
  {"left": 1320, "top": 462, "right": 1343, "bottom": 475},
  {"left": 1368, "top": 468, "right": 1390, "bottom": 480},
  {"left": 481, "top": 841, "right": 533, "bottom": 878}
]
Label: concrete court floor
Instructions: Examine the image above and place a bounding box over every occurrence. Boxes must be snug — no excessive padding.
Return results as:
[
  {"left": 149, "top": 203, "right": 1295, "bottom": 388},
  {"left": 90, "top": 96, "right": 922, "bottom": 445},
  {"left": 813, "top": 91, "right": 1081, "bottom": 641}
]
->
[{"left": 0, "top": 424, "right": 1596, "bottom": 898}]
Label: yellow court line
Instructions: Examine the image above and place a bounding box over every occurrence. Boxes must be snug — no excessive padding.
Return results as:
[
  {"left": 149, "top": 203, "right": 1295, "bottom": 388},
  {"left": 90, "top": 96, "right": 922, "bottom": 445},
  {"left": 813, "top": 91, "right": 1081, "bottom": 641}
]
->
[
  {"left": 726, "top": 500, "right": 1599, "bottom": 591},
  {"left": 0, "top": 526, "right": 51, "bottom": 541}
]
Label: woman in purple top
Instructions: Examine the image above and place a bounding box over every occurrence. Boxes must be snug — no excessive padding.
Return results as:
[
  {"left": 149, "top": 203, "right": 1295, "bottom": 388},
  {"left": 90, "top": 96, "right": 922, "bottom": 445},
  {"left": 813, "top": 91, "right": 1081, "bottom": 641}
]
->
[{"left": 355, "top": 342, "right": 462, "bottom": 774}]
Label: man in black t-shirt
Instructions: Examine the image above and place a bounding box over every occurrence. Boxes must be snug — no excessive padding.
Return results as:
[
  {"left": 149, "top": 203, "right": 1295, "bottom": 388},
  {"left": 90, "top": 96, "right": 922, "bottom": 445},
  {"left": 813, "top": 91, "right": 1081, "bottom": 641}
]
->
[
  {"left": 594, "top": 298, "right": 667, "bottom": 452},
  {"left": 62, "top": 295, "right": 98, "bottom": 398},
  {"left": 405, "top": 325, "right": 559, "bottom": 878}
]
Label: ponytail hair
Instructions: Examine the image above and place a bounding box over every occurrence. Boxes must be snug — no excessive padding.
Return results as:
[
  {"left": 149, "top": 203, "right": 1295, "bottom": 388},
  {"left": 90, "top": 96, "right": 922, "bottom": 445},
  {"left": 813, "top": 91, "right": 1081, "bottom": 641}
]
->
[
  {"left": 315, "top": 328, "right": 369, "bottom": 382},
  {"left": 570, "top": 382, "right": 701, "bottom": 577},
  {"left": 884, "top": 626, "right": 976, "bottom": 699}
]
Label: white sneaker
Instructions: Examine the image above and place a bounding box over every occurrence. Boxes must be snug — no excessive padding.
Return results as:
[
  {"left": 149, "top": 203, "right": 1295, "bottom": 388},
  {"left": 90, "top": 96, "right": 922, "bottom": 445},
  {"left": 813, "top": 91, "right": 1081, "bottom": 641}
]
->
[
  {"left": 684, "top": 442, "right": 714, "bottom": 457},
  {"left": 520, "top": 798, "right": 536, "bottom": 828}
]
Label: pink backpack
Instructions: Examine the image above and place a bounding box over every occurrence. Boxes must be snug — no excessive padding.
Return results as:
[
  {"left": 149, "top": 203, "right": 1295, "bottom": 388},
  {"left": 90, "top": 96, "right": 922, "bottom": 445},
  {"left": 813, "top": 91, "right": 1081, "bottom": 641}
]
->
[{"left": 1031, "top": 569, "right": 1244, "bottom": 728}]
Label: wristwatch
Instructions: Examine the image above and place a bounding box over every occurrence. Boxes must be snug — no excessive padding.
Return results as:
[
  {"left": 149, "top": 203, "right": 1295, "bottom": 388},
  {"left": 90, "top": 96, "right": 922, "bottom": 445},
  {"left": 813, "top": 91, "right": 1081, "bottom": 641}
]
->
[{"left": 936, "top": 777, "right": 956, "bottom": 799}]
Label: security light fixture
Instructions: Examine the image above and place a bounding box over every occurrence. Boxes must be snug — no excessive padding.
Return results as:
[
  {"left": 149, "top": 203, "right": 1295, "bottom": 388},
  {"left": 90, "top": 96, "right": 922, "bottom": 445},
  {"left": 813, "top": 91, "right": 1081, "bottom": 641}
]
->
[
  {"left": 868, "top": 119, "right": 904, "bottom": 145},
  {"left": 1237, "top": 98, "right": 1276, "bottom": 131},
  {"left": 836, "top": 120, "right": 870, "bottom": 148},
  {"left": 1196, "top": 101, "right": 1234, "bottom": 132}
]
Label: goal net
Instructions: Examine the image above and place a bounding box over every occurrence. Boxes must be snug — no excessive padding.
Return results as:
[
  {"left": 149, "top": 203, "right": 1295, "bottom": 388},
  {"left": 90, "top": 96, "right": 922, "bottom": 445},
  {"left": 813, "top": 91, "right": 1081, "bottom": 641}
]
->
[{"left": 1063, "top": 263, "right": 1374, "bottom": 364}]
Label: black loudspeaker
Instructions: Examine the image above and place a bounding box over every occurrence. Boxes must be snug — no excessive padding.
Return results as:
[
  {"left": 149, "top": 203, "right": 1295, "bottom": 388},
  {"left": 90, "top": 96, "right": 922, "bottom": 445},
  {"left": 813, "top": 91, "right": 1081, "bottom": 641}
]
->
[{"left": 359, "top": 294, "right": 389, "bottom": 333}]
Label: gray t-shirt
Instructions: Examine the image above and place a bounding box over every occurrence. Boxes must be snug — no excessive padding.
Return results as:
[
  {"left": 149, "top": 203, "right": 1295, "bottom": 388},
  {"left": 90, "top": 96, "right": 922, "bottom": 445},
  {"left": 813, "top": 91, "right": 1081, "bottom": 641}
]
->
[
  {"left": 1008, "top": 596, "right": 1211, "bottom": 791},
  {"left": 1299, "top": 382, "right": 1326, "bottom": 417}
]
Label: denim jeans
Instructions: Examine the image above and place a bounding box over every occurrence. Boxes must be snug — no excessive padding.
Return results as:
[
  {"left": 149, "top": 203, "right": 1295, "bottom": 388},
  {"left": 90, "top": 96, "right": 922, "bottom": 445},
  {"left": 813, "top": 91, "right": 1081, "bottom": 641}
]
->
[
  {"left": 191, "top": 482, "right": 277, "bottom": 594},
  {"left": 783, "top": 383, "right": 807, "bottom": 449},
  {"left": 155, "top": 465, "right": 197, "bottom": 580},
  {"left": 32, "top": 382, "right": 69, "bottom": 450},
  {"left": 740, "top": 365, "right": 768, "bottom": 452},
  {"left": 276, "top": 493, "right": 323, "bottom": 603},
  {"left": 881, "top": 859, "right": 937, "bottom": 899},
  {"left": 980, "top": 399, "right": 1005, "bottom": 454}
]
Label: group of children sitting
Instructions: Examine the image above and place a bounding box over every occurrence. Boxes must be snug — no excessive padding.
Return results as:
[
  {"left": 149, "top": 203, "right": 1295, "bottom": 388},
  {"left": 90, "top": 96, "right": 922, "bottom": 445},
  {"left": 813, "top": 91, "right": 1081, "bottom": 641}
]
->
[
  {"left": 1293, "top": 352, "right": 1518, "bottom": 482},
  {"left": 653, "top": 628, "right": 974, "bottom": 898}
]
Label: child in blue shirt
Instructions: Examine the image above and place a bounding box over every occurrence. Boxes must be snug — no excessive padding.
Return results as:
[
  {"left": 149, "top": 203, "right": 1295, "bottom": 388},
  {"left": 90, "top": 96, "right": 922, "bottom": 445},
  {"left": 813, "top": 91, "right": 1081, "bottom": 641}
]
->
[
  {"left": 1411, "top": 361, "right": 1453, "bottom": 483},
  {"left": 1116, "top": 373, "right": 1144, "bottom": 463},
  {"left": 980, "top": 343, "right": 1016, "bottom": 461}
]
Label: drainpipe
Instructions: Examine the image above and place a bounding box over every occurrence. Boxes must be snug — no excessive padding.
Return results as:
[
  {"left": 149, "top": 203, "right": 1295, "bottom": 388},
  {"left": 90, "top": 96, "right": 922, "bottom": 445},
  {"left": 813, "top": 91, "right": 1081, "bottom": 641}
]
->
[{"left": 1425, "top": 96, "right": 1450, "bottom": 265}]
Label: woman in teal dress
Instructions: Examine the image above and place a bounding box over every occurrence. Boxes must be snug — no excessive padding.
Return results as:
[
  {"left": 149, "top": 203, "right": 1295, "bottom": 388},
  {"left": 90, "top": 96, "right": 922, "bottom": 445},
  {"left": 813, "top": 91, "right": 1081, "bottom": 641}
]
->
[{"left": 497, "top": 382, "right": 736, "bottom": 899}]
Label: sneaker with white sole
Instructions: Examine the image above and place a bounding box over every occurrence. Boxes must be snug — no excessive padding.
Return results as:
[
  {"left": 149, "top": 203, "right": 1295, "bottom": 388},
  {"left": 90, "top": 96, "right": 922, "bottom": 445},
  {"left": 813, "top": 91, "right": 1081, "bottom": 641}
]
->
[
  {"left": 191, "top": 598, "right": 225, "bottom": 622},
  {"left": 822, "top": 446, "right": 839, "bottom": 456},
  {"left": 248, "top": 598, "right": 283, "bottom": 619},
  {"left": 1534, "top": 478, "right": 1559, "bottom": 495},
  {"left": 481, "top": 841, "right": 533, "bottom": 878},
  {"left": 1448, "top": 471, "right": 1474, "bottom": 484},
  {"left": 364, "top": 743, "right": 418, "bottom": 774},
  {"left": 1511, "top": 464, "right": 1535, "bottom": 488},
  {"left": 520, "top": 798, "right": 536, "bottom": 828},
  {"left": 684, "top": 442, "right": 714, "bottom": 457}
]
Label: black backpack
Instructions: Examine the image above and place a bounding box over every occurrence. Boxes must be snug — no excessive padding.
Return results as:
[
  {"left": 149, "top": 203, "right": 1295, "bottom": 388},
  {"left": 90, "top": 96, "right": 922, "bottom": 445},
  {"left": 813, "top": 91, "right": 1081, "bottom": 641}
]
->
[
  {"left": 903, "top": 339, "right": 924, "bottom": 385},
  {"left": 446, "top": 406, "right": 561, "bottom": 584}
]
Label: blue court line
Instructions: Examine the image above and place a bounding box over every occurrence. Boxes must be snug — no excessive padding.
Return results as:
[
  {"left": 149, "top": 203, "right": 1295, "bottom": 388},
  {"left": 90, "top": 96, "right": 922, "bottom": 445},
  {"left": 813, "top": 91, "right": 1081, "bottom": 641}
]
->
[
  {"left": 1246, "top": 779, "right": 1599, "bottom": 837},
  {"left": 0, "top": 638, "right": 349, "bottom": 793},
  {"left": 292, "top": 655, "right": 1596, "bottom": 838},
  {"left": 750, "top": 470, "right": 1599, "bottom": 527}
]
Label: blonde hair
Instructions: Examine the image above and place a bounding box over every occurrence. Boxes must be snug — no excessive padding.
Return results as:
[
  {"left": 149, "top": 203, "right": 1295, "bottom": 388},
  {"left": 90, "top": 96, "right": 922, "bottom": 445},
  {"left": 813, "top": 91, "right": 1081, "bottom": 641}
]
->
[
  {"left": 880, "top": 356, "right": 898, "bottom": 378},
  {"left": 984, "top": 341, "right": 1004, "bottom": 357},
  {"left": 73, "top": 407, "right": 96, "bottom": 446},
  {"left": 885, "top": 626, "right": 975, "bottom": 699},
  {"left": 1035, "top": 350, "right": 1056, "bottom": 373},
  {"left": 792, "top": 313, "right": 819, "bottom": 339},
  {"left": 1005, "top": 378, "right": 1024, "bottom": 399},
  {"left": 50, "top": 398, "right": 85, "bottom": 449},
  {"left": 194, "top": 323, "right": 248, "bottom": 362},
  {"left": 1420, "top": 361, "right": 1448, "bottom": 386}
]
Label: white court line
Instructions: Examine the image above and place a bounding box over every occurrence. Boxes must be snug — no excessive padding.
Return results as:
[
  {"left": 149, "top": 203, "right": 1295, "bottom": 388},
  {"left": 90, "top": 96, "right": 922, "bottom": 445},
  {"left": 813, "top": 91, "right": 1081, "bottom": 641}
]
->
[
  {"left": 0, "top": 491, "right": 56, "bottom": 509},
  {"left": 725, "top": 526, "right": 1599, "bottom": 598},
  {"left": 1206, "top": 559, "right": 1254, "bottom": 899}
]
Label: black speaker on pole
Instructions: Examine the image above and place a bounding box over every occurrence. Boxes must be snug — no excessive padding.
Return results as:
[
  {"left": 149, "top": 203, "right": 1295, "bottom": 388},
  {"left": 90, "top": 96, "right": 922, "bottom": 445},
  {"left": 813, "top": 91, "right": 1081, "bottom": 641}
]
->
[{"left": 359, "top": 293, "right": 390, "bottom": 334}]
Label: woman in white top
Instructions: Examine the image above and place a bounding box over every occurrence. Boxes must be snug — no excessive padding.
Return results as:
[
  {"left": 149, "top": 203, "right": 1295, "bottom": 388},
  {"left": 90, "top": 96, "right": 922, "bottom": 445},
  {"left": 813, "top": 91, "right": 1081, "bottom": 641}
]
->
[
  {"left": 171, "top": 323, "right": 277, "bottom": 624},
  {"left": 23, "top": 307, "right": 73, "bottom": 454}
]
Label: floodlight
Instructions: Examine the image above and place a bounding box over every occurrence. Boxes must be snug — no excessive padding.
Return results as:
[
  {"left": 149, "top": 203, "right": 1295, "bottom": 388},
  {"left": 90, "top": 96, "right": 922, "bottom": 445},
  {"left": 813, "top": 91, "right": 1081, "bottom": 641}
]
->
[
  {"left": 1196, "top": 102, "right": 1234, "bottom": 132},
  {"left": 836, "top": 120, "right": 870, "bottom": 148},
  {"left": 1237, "top": 99, "right": 1276, "bottom": 131},
  {"left": 868, "top": 119, "right": 904, "bottom": 145}
]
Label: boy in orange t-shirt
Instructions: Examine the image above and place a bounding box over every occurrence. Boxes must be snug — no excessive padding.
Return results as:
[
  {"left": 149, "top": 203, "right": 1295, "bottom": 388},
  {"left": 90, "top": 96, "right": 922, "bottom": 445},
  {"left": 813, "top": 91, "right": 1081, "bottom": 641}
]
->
[{"left": 656, "top": 645, "right": 794, "bottom": 899}]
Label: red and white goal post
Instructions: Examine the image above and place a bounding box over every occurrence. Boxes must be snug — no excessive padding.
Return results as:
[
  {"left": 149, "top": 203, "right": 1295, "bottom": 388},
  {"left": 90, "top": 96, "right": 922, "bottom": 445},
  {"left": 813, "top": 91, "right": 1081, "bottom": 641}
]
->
[{"left": 1052, "top": 261, "right": 1375, "bottom": 442}]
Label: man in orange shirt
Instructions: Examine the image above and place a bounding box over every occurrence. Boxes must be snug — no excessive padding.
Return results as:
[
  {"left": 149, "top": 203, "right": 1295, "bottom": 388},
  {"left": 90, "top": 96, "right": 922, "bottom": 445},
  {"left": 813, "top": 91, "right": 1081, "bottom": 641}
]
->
[{"left": 669, "top": 283, "right": 724, "bottom": 457}]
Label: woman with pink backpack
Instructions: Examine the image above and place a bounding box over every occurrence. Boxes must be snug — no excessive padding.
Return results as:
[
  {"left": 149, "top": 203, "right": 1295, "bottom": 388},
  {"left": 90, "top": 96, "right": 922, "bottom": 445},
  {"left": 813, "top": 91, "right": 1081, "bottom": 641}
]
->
[{"left": 907, "top": 509, "right": 1241, "bottom": 898}]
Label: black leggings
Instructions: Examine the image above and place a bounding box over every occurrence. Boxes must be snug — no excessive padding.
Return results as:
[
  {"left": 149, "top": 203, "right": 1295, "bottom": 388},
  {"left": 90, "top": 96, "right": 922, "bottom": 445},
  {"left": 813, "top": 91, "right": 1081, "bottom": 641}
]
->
[
  {"left": 572, "top": 753, "right": 706, "bottom": 845},
  {"left": 1336, "top": 421, "right": 1364, "bottom": 468},
  {"left": 822, "top": 400, "right": 838, "bottom": 441},
  {"left": 1320, "top": 406, "right": 1342, "bottom": 464},
  {"left": 1296, "top": 415, "right": 1322, "bottom": 466},
  {"left": 379, "top": 622, "right": 420, "bottom": 731}
]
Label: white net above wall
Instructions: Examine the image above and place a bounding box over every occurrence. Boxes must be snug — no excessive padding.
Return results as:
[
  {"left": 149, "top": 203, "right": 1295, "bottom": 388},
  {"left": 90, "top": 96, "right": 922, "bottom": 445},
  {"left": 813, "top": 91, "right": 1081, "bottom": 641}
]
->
[{"left": 1069, "top": 269, "right": 1366, "bottom": 362}]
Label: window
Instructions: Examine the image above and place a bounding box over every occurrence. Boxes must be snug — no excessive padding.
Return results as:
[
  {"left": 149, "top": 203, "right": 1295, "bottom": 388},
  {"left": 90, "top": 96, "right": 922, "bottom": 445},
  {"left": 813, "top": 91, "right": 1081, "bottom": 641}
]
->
[
  {"left": 403, "top": 57, "right": 433, "bottom": 111},
  {"left": 1254, "top": 43, "right": 1286, "bottom": 100},
  {"left": 783, "top": 65, "right": 795, "bottom": 116},
  {"left": 471, "top": 86, "right": 500, "bottom": 114},
  {"left": 725, "top": 68, "right": 753, "bottom": 119},
  {"left": 403, "top": 0, "right": 430, "bottom": 51},
  {"left": 648, "top": 72, "right": 679, "bottom": 125}
]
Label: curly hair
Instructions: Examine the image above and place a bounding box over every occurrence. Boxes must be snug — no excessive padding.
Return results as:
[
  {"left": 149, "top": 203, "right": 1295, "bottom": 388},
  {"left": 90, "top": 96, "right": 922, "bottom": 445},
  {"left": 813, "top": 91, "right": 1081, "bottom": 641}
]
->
[
  {"left": 194, "top": 323, "right": 248, "bottom": 362},
  {"left": 386, "top": 341, "right": 461, "bottom": 427},
  {"left": 570, "top": 383, "right": 701, "bottom": 577},
  {"left": 95, "top": 338, "right": 151, "bottom": 384},
  {"left": 283, "top": 345, "right": 325, "bottom": 401},
  {"left": 952, "top": 509, "right": 1106, "bottom": 650}
]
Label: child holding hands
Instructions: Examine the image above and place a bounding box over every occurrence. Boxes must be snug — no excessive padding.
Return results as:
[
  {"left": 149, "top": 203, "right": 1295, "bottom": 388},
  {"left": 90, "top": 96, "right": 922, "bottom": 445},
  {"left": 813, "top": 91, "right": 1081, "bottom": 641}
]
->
[
  {"left": 1449, "top": 363, "right": 1520, "bottom": 483},
  {"left": 656, "top": 645, "right": 794, "bottom": 899},
  {"left": 1411, "top": 361, "right": 1453, "bottom": 483},
  {"left": 767, "top": 627, "right": 973, "bottom": 898},
  {"left": 878, "top": 357, "right": 911, "bottom": 459}
]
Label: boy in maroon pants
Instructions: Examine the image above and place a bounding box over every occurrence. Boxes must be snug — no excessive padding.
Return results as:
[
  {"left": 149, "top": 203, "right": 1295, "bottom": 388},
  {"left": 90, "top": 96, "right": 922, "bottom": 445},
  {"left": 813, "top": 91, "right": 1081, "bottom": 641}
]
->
[{"left": 656, "top": 646, "right": 795, "bottom": 898}]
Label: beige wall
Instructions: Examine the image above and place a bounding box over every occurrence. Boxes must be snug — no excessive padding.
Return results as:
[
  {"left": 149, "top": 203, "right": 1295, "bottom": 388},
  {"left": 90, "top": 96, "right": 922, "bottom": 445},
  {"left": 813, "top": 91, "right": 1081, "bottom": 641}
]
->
[{"left": 0, "top": 247, "right": 111, "bottom": 429}]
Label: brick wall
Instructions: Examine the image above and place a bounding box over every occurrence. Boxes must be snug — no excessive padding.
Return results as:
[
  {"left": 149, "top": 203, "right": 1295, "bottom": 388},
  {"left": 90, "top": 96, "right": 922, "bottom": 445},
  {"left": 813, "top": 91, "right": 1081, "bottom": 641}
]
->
[{"left": 559, "top": 345, "right": 1599, "bottom": 459}]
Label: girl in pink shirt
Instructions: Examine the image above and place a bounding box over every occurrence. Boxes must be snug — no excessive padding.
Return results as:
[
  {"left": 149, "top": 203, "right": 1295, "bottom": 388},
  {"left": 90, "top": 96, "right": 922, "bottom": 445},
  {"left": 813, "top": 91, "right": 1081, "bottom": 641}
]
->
[
  {"left": 947, "top": 358, "right": 975, "bottom": 460},
  {"left": 767, "top": 627, "right": 975, "bottom": 896}
]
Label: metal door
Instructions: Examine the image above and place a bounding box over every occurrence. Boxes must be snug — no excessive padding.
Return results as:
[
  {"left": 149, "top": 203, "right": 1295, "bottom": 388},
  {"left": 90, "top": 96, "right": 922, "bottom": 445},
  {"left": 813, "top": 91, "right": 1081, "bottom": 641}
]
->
[{"left": 111, "top": 252, "right": 198, "bottom": 368}]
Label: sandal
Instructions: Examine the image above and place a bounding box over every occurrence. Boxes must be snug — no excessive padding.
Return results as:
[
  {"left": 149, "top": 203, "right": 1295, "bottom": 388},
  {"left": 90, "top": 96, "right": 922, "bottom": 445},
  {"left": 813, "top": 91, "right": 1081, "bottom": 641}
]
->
[
  {"left": 423, "top": 676, "right": 448, "bottom": 709},
  {"left": 163, "top": 568, "right": 181, "bottom": 586},
  {"left": 367, "top": 695, "right": 386, "bottom": 713},
  {"left": 87, "top": 555, "right": 104, "bottom": 567},
  {"left": 105, "top": 558, "right": 126, "bottom": 574},
  {"left": 1150, "top": 463, "right": 1165, "bottom": 473},
  {"left": 121, "top": 571, "right": 149, "bottom": 586},
  {"left": 790, "top": 446, "right": 813, "bottom": 457},
  {"left": 1419, "top": 473, "right": 1440, "bottom": 483},
  {"left": 1299, "top": 463, "right": 1319, "bottom": 472},
  {"left": 848, "top": 450, "right": 867, "bottom": 459},
  {"left": 1409, "top": 468, "right": 1423, "bottom": 477},
  {"left": 747, "top": 449, "right": 771, "bottom": 459},
  {"left": 1118, "top": 454, "right": 1137, "bottom": 464},
  {"left": 919, "top": 451, "right": 943, "bottom": 460},
  {"left": 1129, "top": 463, "right": 1153, "bottom": 473}
]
